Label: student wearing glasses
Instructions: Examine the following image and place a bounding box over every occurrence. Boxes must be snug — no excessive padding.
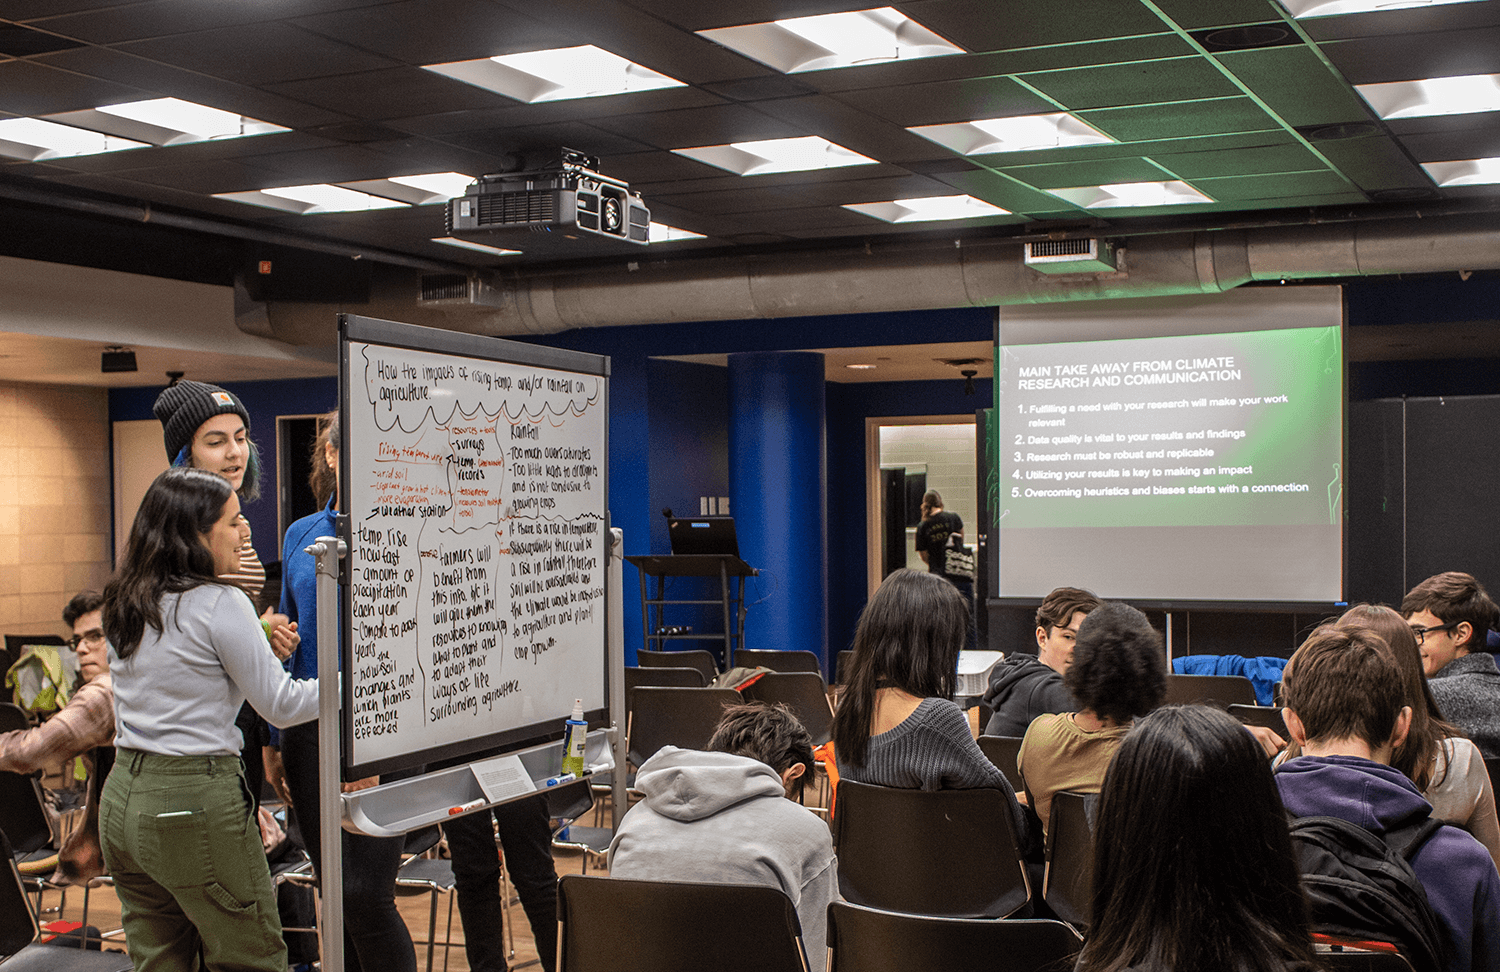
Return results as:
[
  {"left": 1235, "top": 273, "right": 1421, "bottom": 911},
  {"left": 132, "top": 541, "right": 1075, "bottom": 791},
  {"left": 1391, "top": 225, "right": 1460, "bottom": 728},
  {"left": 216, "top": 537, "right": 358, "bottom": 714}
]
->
[{"left": 1402, "top": 572, "right": 1500, "bottom": 759}]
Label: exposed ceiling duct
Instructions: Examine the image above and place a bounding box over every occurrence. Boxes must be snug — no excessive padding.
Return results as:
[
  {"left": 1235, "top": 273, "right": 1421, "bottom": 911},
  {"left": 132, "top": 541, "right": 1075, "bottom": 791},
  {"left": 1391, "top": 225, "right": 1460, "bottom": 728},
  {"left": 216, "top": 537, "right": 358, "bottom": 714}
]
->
[{"left": 240, "top": 212, "right": 1500, "bottom": 346}]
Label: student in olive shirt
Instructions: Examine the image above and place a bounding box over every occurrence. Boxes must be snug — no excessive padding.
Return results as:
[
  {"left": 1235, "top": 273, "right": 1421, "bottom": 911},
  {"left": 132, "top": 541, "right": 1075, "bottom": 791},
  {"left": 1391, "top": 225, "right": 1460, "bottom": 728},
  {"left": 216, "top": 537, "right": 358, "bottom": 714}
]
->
[{"left": 982, "top": 587, "right": 1099, "bottom": 737}]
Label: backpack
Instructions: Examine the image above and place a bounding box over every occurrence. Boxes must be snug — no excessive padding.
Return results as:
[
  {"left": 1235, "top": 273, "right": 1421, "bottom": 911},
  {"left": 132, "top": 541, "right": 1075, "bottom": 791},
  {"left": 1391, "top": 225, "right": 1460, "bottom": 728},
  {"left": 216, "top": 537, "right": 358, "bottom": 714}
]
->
[{"left": 1288, "top": 813, "right": 1448, "bottom": 972}]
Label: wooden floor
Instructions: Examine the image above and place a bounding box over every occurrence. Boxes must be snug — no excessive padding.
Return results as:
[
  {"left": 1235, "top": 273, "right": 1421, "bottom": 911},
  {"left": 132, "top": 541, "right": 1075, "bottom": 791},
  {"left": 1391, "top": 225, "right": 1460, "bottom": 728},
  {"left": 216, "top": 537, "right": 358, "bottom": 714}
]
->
[{"left": 30, "top": 820, "right": 610, "bottom": 971}]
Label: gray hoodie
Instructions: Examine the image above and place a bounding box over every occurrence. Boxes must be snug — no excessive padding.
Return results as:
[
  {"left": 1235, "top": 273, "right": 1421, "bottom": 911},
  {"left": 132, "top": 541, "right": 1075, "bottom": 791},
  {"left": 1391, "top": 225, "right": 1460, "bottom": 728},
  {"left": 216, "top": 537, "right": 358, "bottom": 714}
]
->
[{"left": 608, "top": 747, "right": 838, "bottom": 969}]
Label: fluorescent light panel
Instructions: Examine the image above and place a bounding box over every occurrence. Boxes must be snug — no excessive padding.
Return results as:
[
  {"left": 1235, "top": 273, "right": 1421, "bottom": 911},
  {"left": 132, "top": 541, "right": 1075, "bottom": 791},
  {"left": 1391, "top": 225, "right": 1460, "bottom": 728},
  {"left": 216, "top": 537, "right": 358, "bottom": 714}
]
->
[
  {"left": 424, "top": 45, "right": 684, "bottom": 103},
  {"left": 1279, "top": 0, "right": 1486, "bottom": 17},
  {"left": 39, "top": 97, "right": 287, "bottom": 148},
  {"left": 698, "top": 7, "right": 962, "bottom": 74},
  {"left": 432, "top": 237, "right": 522, "bottom": 256},
  {"left": 1422, "top": 157, "right": 1500, "bottom": 186},
  {"left": 215, "top": 173, "right": 473, "bottom": 214},
  {"left": 673, "top": 135, "right": 876, "bottom": 175},
  {"left": 1048, "top": 181, "right": 1213, "bottom": 209},
  {"left": 0, "top": 117, "right": 147, "bottom": 161},
  {"left": 1356, "top": 73, "right": 1500, "bottom": 119},
  {"left": 909, "top": 113, "right": 1114, "bottom": 155},
  {"left": 844, "top": 194, "right": 1010, "bottom": 222},
  {"left": 648, "top": 223, "right": 706, "bottom": 242}
]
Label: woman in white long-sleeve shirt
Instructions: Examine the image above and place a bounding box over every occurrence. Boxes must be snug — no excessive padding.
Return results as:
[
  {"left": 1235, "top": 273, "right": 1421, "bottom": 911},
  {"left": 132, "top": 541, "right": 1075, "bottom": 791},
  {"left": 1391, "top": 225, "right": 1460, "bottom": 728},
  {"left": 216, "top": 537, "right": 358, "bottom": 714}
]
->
[{"left": 100, "top": 467, "right": 319, "bottom": 972}]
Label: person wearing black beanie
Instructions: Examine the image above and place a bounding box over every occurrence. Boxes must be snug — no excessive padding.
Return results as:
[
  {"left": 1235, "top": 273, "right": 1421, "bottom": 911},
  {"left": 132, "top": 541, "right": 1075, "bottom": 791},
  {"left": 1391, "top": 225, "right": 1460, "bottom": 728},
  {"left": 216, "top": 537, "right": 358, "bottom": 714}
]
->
[{"left": 152, "top": 380, "right": 261, "bottom": 503}]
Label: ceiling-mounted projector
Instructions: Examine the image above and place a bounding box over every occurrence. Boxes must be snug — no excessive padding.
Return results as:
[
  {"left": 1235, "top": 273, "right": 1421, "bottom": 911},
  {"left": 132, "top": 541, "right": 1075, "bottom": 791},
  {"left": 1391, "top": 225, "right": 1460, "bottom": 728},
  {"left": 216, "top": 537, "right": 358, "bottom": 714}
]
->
[{"left": 446, "top": 149, "right": 649, "bottom": 253}]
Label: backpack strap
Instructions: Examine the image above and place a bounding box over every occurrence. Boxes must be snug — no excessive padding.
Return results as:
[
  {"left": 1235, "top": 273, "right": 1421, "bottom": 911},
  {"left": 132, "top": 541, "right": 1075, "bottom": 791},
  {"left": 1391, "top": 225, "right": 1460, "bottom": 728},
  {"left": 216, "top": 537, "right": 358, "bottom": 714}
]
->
[{"left": 1382, "top": 815, "right": 1445, "bottom": 863}]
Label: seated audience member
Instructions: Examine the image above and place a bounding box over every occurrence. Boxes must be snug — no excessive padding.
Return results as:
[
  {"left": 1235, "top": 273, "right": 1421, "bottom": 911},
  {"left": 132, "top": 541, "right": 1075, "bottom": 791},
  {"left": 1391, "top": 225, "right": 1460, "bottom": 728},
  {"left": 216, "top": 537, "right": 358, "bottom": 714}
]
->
[
  {"left": 1076, "top": 705, "right": 1320, "bottom": 972},
  {"left": 0, "top": 591, "right": 113, "bottom": 774},
  {"left": 1339, "top": 605, "right": 1500, "bottom": 868},
  {"left": 981, "top": 586, "right": 1099, "bottom": 736},
  {"left": 1401, "top": 571, "right": 1500, "bottom": 758},
  {"left": 609, "top": 702, "right": 837, "bottom": 970},
  {"left": 1276, "top": 625, "right": 1500, "bottom": 972},
  {"left": 1017, "top": 601, "right": 1165, "bottom": 834},
  {"left": 831, "top": 569, "right": 1028, "bottom": 842}
]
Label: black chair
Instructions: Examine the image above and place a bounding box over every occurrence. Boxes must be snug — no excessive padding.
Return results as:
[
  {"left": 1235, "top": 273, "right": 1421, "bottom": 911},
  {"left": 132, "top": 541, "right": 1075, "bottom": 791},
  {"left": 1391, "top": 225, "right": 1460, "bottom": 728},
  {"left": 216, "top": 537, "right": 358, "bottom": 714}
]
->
[
  {"left": 1043, "top": 790, "right": 1097, "bottom": 931},
  {"left": 637, "top": 648, "right": 719, "bottom": 685},
  {"left": 626, "top": 687, "right": 743, "bottom": 768},
  {"left": 977, "top": 735, "right": 1025, "bottom": 794},
  {"left": 827, "top": 902, "right": 1082, "bottom": 972},
  {"left": 557, "top": 874, "right": 809, "bottom": 972},
  {"left": 547, "top": 779, "right": 612, "bottom": 873},
  {"left": 1229, "top": 702, "right": 1289, "bottom": 739},
  {"left": 740, "top": 672, "right": 834, "bottom": 747},
  {"left": 1163, "top": 673, "right": 1257, "bottom": 708},
  {"left": 734, "top": 649, "right": 822, "bottom": 675},
  {"left": 833, "top": 779, "right": 1029, "bottom": 918},
  {"left": 0, "top": 828, "right": 133, "bottom": 971},
  {"left": 623, "top": 665, "right": 706, "bottom": 713},
  {"left": 0, "top": 772, "right": 53, "bottom": 859}
]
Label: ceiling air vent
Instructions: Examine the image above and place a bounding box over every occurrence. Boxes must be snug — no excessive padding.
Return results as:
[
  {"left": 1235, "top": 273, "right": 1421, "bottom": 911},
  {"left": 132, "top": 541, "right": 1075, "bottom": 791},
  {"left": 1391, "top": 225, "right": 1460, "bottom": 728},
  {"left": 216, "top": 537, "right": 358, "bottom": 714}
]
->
[
  {"left": 420, "top": 273, "right": 470, "bottom": 302},
  {"left": 1024, "top": 238, "right": 1117, "bottom": 274}
]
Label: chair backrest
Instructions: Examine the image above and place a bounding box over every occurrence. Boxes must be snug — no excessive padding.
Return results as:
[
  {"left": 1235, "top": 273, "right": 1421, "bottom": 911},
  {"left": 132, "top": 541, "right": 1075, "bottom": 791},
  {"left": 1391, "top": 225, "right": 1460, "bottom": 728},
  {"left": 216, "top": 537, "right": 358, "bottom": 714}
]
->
[
  {"left": 827, "top": 902, "right": 1082, "bottom": 972},
  {"left": 624, "top": 666, "right": 706, "bottom": 714},
  {"left": 1228, "top": 703, "right": 1289, "bottom": 739},
  {"left": 557, "top": 874, "right": 808, "bottom": 972},
  {"left": 1164, "top": 673, "right": 1257, "bottom": 708},
  {"left": 734, "top": 649, "right": 822, "bottom": 676},
  {"left": 976, "top": 735, "right": 1025, "bottom": 793},
  {"left": 627, "top": 687, "right": 743, "bottom": 767},
  {"left": 0, "top": 703, "right": 28, "bottom": 734},
  {"left": 1044, "top": 790, "right": 1097, "bottom": 931},
  {"left": 0, "top": 772, "right": 51, "bottom": 856},
  {"left": 835, "top": 649, "right": 856, "bottom": 685},
  {"left": 833, "top": 779, "right": 1029, "bottom": 918},
  {"left": 740, "top": 672, "right": 834, "bottom": 747},
  {"left": 0, "top": 829, "right": 38, "bottom": 959},
  {"left": 545, "top": 778, "right": 595, "bottom": 834},
  {"left": 637, "top": 649, "right": 719, "bottom": 684}
]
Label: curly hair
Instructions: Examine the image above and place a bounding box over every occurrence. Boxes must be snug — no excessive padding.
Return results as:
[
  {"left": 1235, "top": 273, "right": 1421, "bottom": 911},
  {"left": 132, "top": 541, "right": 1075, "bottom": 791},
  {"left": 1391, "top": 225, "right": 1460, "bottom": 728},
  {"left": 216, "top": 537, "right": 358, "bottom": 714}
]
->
[{"left": 1063, "top": 601, "right": 1165, "bottom": 724}]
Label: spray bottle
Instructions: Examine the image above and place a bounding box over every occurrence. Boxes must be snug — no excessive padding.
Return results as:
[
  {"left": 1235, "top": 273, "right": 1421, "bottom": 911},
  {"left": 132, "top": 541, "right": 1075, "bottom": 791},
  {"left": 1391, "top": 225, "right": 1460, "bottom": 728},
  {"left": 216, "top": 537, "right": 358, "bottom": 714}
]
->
[{"left": 560, "top": 699, "right": 587, "bottom": 779}]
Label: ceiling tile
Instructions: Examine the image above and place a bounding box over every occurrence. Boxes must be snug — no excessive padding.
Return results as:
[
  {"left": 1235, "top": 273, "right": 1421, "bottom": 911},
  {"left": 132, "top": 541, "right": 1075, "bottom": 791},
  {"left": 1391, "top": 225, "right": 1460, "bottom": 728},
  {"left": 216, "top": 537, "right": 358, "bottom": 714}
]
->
[
  {"left": 1320, "top": 26, "right": 1500, "bottom": 86},
  {"left": 928, "top": 168, "right": 1075, "bottom": 212},
  {"left": 589, "top": 103, "right": 796, "bottom": 150},
  {"left": 1001, "top": 156, "right": 1172, "bottom": 189},
  {"left": 1025, "top": 57, "right": 1243, "bottom": 110},
  {"left": 1149, "top": 142, "right": 1324, "bottom": 178},
  {"left": 834, "top": 77, "right": 1057, "bottom": 127},
  {"left": 1079, "top": 97, "right": 1280, "bottom": 141},
  {"left": 0, "top": 57, "right": 150, "bottom": 114},
  {"left": 263, "top": 68, "right": 507, "bottom": 121},
  {"left": 747, "top": 94, "right": 945, "bottom": 163},
  {"left": 1315, "top": 136, "right": 1434, "bottom": 191},
  {"left": 897, "top": 0, "right": 1169, "bottom": 54},
  {"left": 117, "top": 23, "right": 400, "bottom": 85},
  {"left": 1190, "top": 169, "right": 1356, "bottom": 201},
  {"left": 1215, "top": 46, "right": 1375, "bottom": 128},
  {"left": 439, "top": 121, "right": 656, "bottom": 159},
  {"left": 0, "top": 23, "right": 84, "bottom": 54},
  {"left": 1395, "top": 126, "right": 1500, "bottom": 163},
  {"left": 32, "top": 0, "right": 335, "bottom": 44},
  {"left": 1301, "top": 1, "right": 1500, "bottom": 41},
  {"left": 292, "top": 0, "right": 569, "bottom": 64},
  {"left": 1147, "top": 0, "right": 1292, "bottom": 30}
]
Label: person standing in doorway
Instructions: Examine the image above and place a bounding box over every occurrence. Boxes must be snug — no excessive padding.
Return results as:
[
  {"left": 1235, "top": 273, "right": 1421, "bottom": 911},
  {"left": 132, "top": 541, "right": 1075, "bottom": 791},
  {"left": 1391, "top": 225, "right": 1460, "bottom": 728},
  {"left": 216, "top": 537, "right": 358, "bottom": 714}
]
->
[{"left": 913, "top": 490, "right": 974, "bottom": 648}]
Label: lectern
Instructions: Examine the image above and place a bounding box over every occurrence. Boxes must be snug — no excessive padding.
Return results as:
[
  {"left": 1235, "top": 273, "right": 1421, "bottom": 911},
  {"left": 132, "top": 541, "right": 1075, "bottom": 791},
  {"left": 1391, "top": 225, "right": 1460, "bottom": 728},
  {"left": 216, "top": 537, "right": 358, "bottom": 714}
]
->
[{"left": 625, "top": 554, "right": 758, "bottom": 669}]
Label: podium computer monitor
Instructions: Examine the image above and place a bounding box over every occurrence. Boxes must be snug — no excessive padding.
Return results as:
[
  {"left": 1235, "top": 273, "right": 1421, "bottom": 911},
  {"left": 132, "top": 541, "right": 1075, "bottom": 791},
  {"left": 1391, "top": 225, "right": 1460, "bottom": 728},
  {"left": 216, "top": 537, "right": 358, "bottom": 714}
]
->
[{"left": 668, "top": 517, "right": 740, "bottom": 557}]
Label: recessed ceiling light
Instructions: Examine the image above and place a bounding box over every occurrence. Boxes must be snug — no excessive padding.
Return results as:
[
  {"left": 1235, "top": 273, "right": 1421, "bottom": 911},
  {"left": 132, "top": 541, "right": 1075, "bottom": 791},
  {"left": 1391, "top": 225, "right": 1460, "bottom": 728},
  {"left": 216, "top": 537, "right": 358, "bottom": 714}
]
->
[
  {"left": 908, "top": 113, "right": 1115, "bottom": 155},
  {"left": 432, "top": 237, "right": 522, "bottom": 256},
  {"left": 843, "top": 194, "right": 1010, "bottom": 222},
  {"left": 1356, "top": 73, "right": 1500, "bottom": 119},
  {"left": 40, "top": 98, "right": 287, "bottom": 147},
  {"left": 423, "top": 45, "right": 685, "bottom": 103},
  {"left": 213, "top": 185, "right": 410, "bottom": 214},
  {"left": 0, "top": 117, "right": 147, "bottom": 160},
  {"left": 648, "top": 222, "right": 706, "bottom": 242},
  {"left": 1422, "top": 157, "right": 1500, "bottom": 186},
  {"left": 846, "top": 363, "right": 878, "bottom": 370},
  {"left": 697, "top": 7, "right": 962, "bottom": 74},
  {"left": 1047, "top": 181, "right": 1213, "bottom": 209},
  {"left": 1277, "top": 0, "right": 1486, "bottom": 17},
  {"left": 673, "top": 135, "right": 876, "bottom": 175},
  {"left": 338, "top": 173, "right": 474, "bottom": 205}
]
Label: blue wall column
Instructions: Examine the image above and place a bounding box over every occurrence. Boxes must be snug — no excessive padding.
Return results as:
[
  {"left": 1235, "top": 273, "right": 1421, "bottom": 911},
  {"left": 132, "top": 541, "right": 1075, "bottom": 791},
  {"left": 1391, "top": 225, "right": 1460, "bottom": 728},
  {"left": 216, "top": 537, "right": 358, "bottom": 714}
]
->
[{"left": 728, "top": 352, "right": 827, "bottom": 670}]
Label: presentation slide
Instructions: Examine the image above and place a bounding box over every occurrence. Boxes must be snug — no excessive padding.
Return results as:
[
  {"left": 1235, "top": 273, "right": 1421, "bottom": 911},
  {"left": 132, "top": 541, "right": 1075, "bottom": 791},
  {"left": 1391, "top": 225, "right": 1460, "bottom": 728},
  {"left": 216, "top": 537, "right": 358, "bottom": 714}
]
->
[
  {"left": 995, "top": 288, "right": 1344, "bottom": 605},
  {"left": 343, "top": 321, "right": 607, "bottom": 775}
]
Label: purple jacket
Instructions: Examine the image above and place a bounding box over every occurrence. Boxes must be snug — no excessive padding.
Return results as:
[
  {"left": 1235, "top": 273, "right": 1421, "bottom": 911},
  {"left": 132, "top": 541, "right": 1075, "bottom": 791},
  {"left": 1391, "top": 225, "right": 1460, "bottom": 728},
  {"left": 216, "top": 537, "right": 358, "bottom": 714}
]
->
[{"left": 1276, "top": 755, "right": 1500, "bottom": 972}]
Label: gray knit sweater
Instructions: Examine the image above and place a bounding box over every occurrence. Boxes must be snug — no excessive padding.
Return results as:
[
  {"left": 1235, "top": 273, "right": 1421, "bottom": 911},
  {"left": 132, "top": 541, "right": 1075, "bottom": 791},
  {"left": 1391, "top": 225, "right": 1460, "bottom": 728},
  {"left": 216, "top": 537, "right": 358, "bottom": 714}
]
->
[
  {"left": 1429, "top": 651, "right": 1500, "bottom": 759},
  {"left": 838, "top": 696, "right": 1029, "bottom": 843}
]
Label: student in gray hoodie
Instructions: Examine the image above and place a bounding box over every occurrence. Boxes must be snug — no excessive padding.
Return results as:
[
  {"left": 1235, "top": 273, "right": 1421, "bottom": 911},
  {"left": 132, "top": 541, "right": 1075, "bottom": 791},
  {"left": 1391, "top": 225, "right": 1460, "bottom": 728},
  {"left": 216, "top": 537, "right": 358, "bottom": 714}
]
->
[{"left": 608, "top": 703, "right": 837, "bottom": 969}]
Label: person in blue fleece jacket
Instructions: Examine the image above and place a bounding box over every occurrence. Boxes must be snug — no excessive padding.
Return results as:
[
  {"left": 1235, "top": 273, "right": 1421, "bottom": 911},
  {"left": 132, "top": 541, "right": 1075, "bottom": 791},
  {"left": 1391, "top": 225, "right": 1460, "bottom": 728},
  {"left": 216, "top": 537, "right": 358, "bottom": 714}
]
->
[{"left": 1276, "top": 623, "right": 1500, "bottom": 972}]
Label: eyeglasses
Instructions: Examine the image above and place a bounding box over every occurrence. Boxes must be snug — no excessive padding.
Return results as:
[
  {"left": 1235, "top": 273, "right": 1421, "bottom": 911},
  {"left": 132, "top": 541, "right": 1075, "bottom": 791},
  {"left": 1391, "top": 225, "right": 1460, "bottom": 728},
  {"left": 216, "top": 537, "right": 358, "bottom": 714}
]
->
[
  {"left": 69, "top": 630, "right": 106, "bottom": 649},
  {"left": 1410, "top": 621, "right": 1459, "bottom": 645}
]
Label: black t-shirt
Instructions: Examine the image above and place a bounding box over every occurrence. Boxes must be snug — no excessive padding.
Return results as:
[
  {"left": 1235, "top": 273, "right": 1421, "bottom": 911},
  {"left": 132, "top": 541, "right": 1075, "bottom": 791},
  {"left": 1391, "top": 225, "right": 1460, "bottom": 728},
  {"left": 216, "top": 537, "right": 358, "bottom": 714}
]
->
[{"left": 915, "top": 511, "right": 963, "bottom": 575}]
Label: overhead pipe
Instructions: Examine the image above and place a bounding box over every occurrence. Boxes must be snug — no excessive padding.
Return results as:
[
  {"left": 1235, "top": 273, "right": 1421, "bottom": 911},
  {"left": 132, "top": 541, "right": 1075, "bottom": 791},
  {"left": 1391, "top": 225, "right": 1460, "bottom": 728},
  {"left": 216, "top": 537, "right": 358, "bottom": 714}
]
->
[{"left": 248, "top": 212, "right": 1500, "bottom": 345}]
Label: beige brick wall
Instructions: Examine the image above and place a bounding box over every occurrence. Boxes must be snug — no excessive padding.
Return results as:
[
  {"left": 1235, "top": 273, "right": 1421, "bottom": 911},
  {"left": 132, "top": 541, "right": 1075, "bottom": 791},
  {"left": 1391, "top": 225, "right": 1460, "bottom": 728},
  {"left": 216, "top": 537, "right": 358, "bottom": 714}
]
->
[{"left": 0, "top": 381, "right": 112, "bottom": 638}]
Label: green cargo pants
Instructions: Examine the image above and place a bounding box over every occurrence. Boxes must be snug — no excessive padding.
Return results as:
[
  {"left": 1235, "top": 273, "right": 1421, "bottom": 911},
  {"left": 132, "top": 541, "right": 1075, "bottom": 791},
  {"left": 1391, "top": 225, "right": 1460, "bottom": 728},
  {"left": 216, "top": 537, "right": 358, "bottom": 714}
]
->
[{"left": 100, "top": 748, "right": 287, "bottom": 972}]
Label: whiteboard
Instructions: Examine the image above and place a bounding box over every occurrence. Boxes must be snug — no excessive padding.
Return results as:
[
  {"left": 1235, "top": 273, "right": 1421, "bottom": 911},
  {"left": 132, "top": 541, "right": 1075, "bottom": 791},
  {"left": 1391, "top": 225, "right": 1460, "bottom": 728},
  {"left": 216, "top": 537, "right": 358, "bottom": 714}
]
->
[{"left": 340, "top": 316, "right": 609, "bottom": 776}]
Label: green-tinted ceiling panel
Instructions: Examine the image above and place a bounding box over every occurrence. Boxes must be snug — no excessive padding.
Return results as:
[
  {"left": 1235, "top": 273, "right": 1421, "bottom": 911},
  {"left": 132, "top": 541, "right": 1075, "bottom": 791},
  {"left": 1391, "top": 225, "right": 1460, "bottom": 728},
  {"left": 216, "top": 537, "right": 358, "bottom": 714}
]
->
[
  {"left": 1080, "top": 97, "right": 1279, "bottom": 141},
  {"left": 1024, "top": 56, "right": 1242, "bottom": 110},
  {"left": 1149, "top": 0, "right": 1290, "bottom": 30},
  {"left": 1190, "top": 169, "right": 1355, "bottom": 200},
  {"left": 979, "top": 35, "right": 1194, "bottom": 75},
  {"left": 1001, "top": 156, "right": 1170, "bottom": 189},
  {"left": 900, "top": 0, "right": 1171, "bottom": 54},
  {"left": 836, "top": 76, "right": 1055, "bottom": 127},
  {"left": 933, "top": 168, "right": 1075, "bottom": 212},
  {"left": 964, "top": 130, "right": 1298, "bottom": 168},
  {"left": 1214, "top": 47, "right": 1375, "bottom": 128},
  {"left": 1149, "top": 142, "right": 1325, "bottom": 178}
]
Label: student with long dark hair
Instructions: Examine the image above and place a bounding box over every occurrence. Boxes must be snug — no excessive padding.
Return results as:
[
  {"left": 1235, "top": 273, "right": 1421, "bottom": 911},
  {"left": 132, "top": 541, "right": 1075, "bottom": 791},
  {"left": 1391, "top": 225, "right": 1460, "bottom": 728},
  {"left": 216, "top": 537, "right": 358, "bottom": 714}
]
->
[
  {"left": 831, "top": 569, "right": 1027, "bottom": 839},
  {"left": 99, "top": 467, "right": 318, "bottom": 972},
  {"left": 1076, "top": 705, "right": 1320, "bottom": 972}
]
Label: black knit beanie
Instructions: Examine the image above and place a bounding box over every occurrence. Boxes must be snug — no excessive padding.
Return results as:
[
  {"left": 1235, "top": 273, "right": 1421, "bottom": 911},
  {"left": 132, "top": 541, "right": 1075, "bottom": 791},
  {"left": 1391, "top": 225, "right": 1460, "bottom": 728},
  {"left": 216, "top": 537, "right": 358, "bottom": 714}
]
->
[{"left": 153, "top": 380, "right": 252, "bottom": 461}]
